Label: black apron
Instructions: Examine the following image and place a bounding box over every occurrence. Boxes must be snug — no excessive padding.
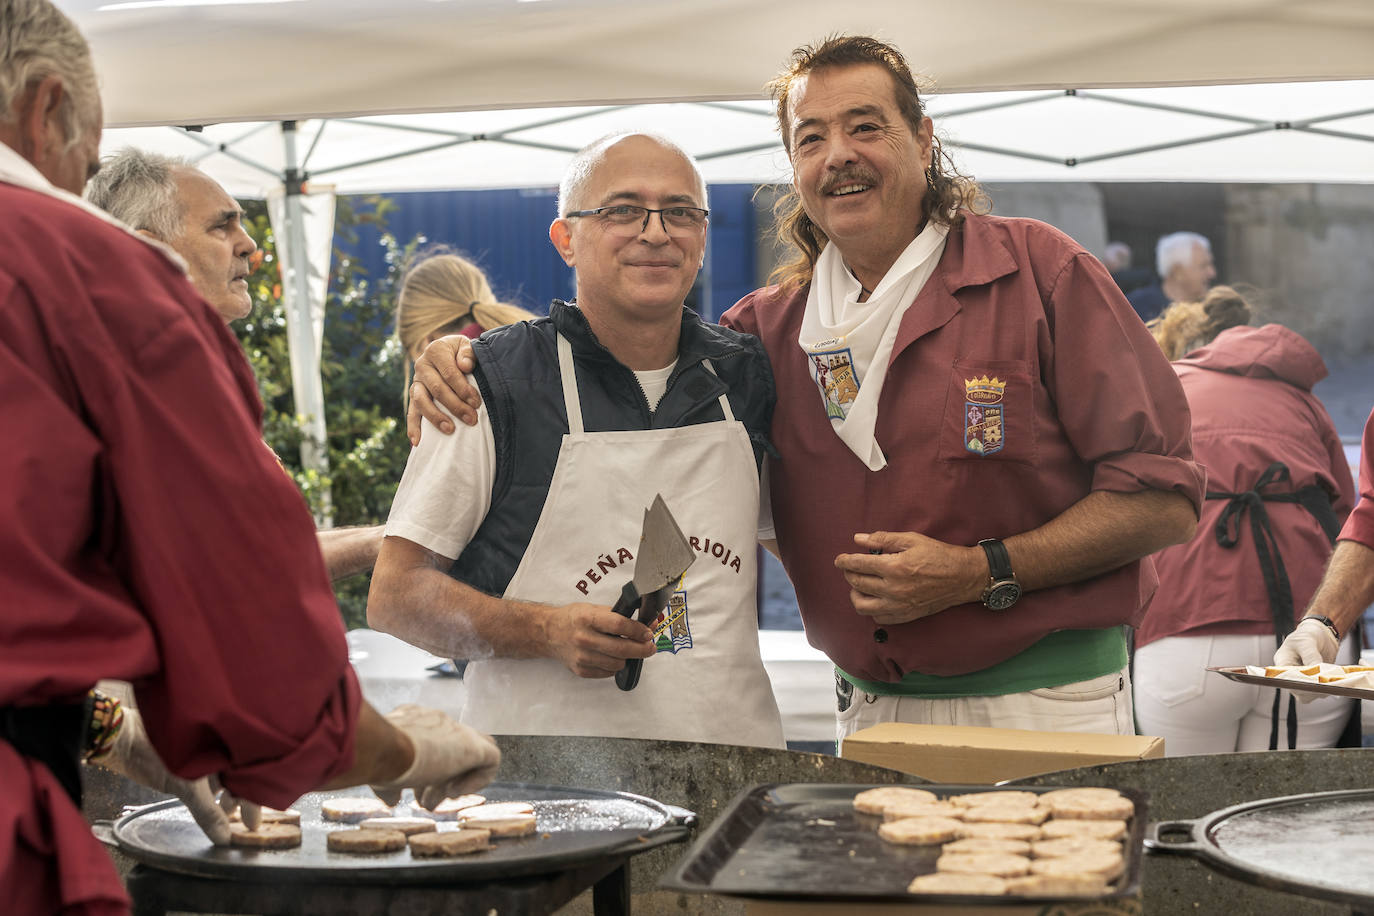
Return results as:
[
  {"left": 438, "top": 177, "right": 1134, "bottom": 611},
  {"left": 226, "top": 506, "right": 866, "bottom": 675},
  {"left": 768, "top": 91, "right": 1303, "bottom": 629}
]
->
[{"left": 1208, "top": 461, "right": 1345, "bottom": 750}]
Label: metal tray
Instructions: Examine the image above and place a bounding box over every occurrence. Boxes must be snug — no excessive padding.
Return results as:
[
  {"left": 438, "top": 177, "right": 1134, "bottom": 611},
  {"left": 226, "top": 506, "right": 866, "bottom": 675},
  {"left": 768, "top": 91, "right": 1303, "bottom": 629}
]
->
[
  {"left": 660, "top": 783, "right": 1146, "bottom": 904},
  {"left": 1145, "top": 788, "right": 1374, "bottom": 907},
  {"left": 112, "top": 781, "right": 692, "bottom": 883},
  {"left": 1209, "top": 666, "right": 1374, "bottom": 701}
]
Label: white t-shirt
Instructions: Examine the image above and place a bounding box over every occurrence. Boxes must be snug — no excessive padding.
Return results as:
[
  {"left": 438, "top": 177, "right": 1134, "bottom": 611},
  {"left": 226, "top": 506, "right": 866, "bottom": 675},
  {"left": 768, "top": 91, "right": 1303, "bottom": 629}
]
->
[{"left": 386, "top": 362, "right": 681, "bottom": 560}]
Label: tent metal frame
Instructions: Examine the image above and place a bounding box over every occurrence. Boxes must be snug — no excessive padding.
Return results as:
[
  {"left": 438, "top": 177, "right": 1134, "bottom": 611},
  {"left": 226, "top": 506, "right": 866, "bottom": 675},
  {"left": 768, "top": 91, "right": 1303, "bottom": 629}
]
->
[{"left": 159, "top": 89, "right": 1374, "bottom": 498}]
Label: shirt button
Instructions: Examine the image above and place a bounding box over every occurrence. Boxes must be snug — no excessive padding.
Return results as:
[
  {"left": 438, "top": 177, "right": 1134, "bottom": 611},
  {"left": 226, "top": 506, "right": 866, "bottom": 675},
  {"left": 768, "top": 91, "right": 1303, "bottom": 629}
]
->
[{"left": 873, "top": 628, "right": 888, "bottom": 644}]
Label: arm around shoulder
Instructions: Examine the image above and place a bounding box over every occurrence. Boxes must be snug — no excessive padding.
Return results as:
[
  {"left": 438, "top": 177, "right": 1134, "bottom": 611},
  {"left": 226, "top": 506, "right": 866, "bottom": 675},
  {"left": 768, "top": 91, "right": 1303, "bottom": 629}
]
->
[{"left": 317, "top": 525, "right": 385, "bottom": 580}]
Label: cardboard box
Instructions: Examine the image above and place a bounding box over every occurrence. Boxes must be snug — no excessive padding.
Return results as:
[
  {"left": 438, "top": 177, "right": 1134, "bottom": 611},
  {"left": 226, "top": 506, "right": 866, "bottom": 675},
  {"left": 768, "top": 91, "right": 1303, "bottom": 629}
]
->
[
  {"left": 747, "top": 900, "right": 1142, "bottom": 916},
  {"left": 840, "top": 722, "right": 1164, "bottom": 784}
]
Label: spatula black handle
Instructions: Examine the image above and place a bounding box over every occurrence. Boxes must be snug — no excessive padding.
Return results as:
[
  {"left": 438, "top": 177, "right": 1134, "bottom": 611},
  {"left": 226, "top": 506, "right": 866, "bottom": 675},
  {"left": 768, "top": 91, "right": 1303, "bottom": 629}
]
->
[
  {"left": 617, "top": 656, "right": 643, "bottom": 691},
  {"left": 610, "top": 581, "right": 639, "bottom": 618},
  {"left": 612, "top": 581, "right": 644, "bottom": 691}
]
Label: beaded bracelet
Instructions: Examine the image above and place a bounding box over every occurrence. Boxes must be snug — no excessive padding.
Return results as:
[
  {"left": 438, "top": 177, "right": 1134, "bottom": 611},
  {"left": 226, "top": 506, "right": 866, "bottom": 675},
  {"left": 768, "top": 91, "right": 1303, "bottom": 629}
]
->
[{"left": 83, "top": 689, "right": 124, "bottom": 763}]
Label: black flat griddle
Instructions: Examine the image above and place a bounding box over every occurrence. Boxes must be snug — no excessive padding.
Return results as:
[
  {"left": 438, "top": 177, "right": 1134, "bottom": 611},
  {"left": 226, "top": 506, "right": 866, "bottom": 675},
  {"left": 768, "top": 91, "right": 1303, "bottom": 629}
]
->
[
  {"left": 660, "top": 783, "right": 1146, "bottom": 904},
  {"left": 113, "top": 781, "right": 691, "bottom": 883},
  {"left": 1145, "top": 788, "right": 1374, "bottom": 907}
]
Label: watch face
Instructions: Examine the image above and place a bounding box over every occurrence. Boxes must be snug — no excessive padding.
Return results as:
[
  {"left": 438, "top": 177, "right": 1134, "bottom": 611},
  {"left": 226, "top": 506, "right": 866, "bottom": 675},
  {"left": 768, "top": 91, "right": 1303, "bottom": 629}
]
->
[{"left": 985, "top": 582, "right": 1022, "bottom": 610}]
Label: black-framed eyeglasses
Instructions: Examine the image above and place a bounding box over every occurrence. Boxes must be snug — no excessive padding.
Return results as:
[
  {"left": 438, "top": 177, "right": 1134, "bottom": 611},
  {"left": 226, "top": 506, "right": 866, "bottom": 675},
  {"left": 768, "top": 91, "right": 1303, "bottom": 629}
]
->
[{"left": 564, "top": 204, "right": 709, "bottom": 238}]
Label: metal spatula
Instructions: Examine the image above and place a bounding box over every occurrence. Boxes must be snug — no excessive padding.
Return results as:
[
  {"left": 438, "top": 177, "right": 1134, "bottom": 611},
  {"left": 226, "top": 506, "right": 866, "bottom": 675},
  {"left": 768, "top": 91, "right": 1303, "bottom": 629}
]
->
[{"left": 610, "top": 494, "right": 696, "bottom": 691}]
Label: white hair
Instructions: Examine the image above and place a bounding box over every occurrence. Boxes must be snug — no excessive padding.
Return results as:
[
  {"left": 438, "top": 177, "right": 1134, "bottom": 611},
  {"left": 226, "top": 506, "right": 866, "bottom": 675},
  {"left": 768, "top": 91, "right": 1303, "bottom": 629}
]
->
[
  {"left": 557, "top": 131, "right": 708, "bottom": 217},
  {"left": 85, "top": 148, "right": 189, "bottom": 240},
  {"left": 1156, "top": 232, "right": 1211, "bottom": 278},
  {"left": 0, "top": 0, "right": 100, "bottom": 152},
  {"left": 1103, "top": 241, "right": 1131, "bottom": 272}
]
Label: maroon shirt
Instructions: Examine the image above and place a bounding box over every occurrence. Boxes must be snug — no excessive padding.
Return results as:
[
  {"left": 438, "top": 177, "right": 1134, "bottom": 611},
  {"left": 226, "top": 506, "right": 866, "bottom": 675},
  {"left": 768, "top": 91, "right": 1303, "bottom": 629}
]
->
[
  {"left": 1342, "top": 406, "right": 1374, "bottom": 549},
  {"left": 0, "top": 182, "right": 360, "bottom": 915},
  {"left": 724, "top": 212, "right": 1203, "bottom": 680},
  {"left": 1136, "top": 325, "right": 1355, "bottom": 647}
]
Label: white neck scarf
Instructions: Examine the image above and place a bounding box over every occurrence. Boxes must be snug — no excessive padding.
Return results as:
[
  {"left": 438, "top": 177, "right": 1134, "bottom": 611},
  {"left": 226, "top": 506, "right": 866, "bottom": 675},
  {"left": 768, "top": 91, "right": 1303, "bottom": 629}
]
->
[{"left": 797, "top": 221, "right": 948, "bottom": 470}]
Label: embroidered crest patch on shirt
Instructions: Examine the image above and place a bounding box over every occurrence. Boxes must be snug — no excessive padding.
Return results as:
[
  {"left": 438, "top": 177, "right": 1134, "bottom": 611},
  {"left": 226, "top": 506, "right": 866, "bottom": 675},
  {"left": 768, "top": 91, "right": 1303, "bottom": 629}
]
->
[
  {"left": 964, "top": 375, "right": 1006, "bottom": 455},
  {"left": 649, "top": 575, "right": 693, "bottom": 654},
  {"left": 808, "top": 347, "right": 860, "bottom": 420}
]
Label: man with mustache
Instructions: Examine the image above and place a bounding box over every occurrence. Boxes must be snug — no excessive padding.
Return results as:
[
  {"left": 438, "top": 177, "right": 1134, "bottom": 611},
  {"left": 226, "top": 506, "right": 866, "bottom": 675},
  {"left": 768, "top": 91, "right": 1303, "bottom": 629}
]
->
[
  {"left": 367, "top": 133, "right": 785, "bottom": 747},
  {"left": 722, "top": 35, "right": 1202, "bottom": 741},
  {"left": 407, "top": 39, "right": 1203, "bottom": 742},
  {"left": 87, "top": 149, "right": 384, "bottom": 580}
]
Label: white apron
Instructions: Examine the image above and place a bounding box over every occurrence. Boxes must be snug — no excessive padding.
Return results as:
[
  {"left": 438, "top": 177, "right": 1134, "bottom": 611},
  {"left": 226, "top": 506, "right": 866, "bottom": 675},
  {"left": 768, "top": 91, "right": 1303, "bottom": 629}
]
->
[{"left": 459, "top": 334, "right": 786, "bottom": 748}]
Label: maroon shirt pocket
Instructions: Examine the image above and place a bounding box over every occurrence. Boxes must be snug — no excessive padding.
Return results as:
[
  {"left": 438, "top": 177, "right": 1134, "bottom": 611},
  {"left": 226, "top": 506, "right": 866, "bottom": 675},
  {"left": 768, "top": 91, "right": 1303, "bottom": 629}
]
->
[{"left": 938, "top": 358, "right": 1038, "bottom": 466}]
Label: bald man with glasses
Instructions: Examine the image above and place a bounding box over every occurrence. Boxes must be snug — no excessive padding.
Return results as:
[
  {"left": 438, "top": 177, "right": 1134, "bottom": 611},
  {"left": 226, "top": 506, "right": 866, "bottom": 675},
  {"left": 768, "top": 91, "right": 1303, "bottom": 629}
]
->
[{"left": 367, "top": 132, "right": 785, "bottom": 748}]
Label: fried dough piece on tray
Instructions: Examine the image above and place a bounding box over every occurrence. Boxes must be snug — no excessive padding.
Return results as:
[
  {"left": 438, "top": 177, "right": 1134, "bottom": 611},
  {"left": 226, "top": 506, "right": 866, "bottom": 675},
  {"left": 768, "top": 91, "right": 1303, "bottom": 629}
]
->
[
  {"left": 1031, "top": 836, "right": 1122, "bottom": 859},
  {"left": 936, "top": 852, "right": 1032, "bottom": 878},
  {"left": 1004, "top": 873, "right": 1109, "bottom": 897},
  {"left": 943, "top": 837, "right": 1032, "bottom": 856},
  {"left": 877, "top": 816, "right": 964, "bottom": 846},
  {"left": 1030, "top": 850, "right": 1125, "bottom": 882},
  {"left": 882, "top": 799, "right": 963, "bottom": 821},
  {"left": 950, "top": 790, "right": 1042, "bottom": 808},
  {"left": 852, "top": 786, "right": 938, "bottom": 815},
  {"left": 1040, "top": 818, "right": 1127, "bottom": 841},
  {"left": 908, "top": 872, "right": 1008, "bottom": 895},
  {"left": 961, "top": 805, "right": 1049, "bottom": 825},
  {"left": 326, "top": 828, "right": 408, "bottom": 854},
  {"left": 958, "top": 821, "right": 1042, "bottom": 841}
]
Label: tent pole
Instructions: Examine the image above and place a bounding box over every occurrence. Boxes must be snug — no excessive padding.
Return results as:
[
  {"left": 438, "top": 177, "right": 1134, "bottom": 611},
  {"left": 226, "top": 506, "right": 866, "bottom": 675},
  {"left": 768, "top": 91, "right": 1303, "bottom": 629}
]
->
[{"left": 280, "top": 120, "right": 333, "bottom": 525}]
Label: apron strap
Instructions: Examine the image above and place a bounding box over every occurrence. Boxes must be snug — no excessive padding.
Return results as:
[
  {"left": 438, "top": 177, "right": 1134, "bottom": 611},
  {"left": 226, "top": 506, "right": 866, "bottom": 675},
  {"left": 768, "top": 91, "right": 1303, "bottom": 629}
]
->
[
  {"left": 1206, "top": 461, "right": 1341, "bottom": 751},
  {"left": 700, "top": 359, "right": 735, "bottom": 421},
  {"left": 556, "top": 334, "right": 584, "bottom": 435}
]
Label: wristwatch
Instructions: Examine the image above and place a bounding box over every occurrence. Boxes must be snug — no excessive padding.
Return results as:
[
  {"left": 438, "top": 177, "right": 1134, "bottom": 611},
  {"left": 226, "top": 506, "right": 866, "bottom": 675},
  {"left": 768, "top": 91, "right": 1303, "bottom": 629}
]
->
[{"left": 978, "top": 538, "right": 1022, "bottom": 610}]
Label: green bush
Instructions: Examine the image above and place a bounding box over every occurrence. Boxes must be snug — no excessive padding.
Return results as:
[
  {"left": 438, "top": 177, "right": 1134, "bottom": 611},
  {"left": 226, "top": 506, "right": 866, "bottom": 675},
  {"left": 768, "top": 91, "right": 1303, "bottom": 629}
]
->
[{"left": 236, "top": 195, "right": 422, "bottom": 630}]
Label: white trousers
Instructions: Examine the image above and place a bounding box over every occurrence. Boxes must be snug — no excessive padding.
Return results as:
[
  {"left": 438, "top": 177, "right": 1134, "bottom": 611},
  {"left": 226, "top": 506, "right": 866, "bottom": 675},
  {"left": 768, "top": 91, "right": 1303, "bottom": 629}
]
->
[
  {"left": 1133, "top": 633, "right": 1357, "bottom": 756},
  {"left": 836, "top": 668, "right": 1135, "bottom": 747}
]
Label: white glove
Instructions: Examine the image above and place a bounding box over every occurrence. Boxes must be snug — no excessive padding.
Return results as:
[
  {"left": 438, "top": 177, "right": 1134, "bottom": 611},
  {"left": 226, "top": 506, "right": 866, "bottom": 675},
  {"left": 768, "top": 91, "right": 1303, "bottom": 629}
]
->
[
  {"left": 1274, "top": 617, "right": 1340, "bottom": 667},
  {"left": 370, "top": 704, "right": 501, "bottom": 809},
  {"left": 97, "top": 706, "right": 258, "bottom": 844}
]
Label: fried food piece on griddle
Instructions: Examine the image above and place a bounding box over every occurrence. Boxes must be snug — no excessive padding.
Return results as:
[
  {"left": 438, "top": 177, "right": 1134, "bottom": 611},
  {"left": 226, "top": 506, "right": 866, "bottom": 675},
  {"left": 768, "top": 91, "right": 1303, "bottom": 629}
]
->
[
  {"left": 326, "top": 828, "right": 407, "bottom": 854},
  {"left": 408, "top": 827, "right": 492, "bottom": 857}
]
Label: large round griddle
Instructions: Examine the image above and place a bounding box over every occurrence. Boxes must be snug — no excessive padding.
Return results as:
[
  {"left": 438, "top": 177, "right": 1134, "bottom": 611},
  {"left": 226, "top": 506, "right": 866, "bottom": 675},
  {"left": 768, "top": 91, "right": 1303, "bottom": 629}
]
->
[
  {"left": 112, "top": 781, "right": 690, "bottom": 883},
  {"left": 1146, "top": 788, "right": 1374, "bottom": 907}
]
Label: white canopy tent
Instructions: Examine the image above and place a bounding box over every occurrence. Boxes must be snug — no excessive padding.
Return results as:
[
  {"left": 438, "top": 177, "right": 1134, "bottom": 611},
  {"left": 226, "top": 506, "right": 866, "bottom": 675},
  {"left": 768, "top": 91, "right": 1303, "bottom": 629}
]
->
[{"left": 61, "top": 0, "right": 1374, "bottom": 500}]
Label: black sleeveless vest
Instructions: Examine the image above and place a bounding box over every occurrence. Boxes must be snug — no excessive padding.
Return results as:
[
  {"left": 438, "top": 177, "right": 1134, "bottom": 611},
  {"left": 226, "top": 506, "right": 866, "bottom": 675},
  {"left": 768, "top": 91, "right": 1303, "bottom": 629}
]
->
[{"left": 448, "top": 300, "right": 776, "bottom": 596}]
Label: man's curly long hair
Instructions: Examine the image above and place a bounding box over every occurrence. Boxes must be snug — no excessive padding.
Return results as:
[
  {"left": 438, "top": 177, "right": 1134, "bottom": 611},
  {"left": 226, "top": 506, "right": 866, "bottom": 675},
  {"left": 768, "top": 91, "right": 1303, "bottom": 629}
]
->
[{"left": 767, "top": 35, "right": 987, "bottom": 292}]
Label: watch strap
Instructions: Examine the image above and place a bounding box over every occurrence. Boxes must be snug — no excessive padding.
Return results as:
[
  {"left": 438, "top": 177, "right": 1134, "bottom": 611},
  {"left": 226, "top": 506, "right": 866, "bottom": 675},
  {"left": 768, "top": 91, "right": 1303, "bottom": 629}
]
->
[
  {"left": 978, "top": 538, "right": 1014, "bottom": 581},
  {"left": 1302, "top": 614, "right": 1342, "bottom": 642}
]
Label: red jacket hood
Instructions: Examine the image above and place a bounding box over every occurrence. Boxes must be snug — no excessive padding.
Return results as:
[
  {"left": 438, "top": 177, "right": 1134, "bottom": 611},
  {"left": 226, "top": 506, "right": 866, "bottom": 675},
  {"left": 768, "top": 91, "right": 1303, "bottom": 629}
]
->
[{"left": 1174, "top": 323, "right": 1327, "bottom": 391}]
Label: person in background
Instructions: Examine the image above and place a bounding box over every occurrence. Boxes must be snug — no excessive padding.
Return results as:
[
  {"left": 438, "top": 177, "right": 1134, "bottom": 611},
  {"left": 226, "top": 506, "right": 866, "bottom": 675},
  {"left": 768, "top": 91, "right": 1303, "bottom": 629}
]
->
[
  {"left": 406, "top": 36, "right": 1203, "bottom": 743},
  {"left": 1275, "top": 405, "right": 1374, "bottom": 668},
  {"left": 1126, "top": 231, "right": 1215, "bottom": 322},
  {"left": 86, "top": 148, "right": 383, "bottom": 581},
  {"left": 1134, "top": 287, "right": 1356, "bottom": 753},
  {"left": 1103, "top": 240, "right": 1153, "bottom": 296},
  {"left": 0, "top": 4, "right": 499, "bottom": 912},
  {"left": 394, "top": 250, "right": 536, "bottom": 409}
]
